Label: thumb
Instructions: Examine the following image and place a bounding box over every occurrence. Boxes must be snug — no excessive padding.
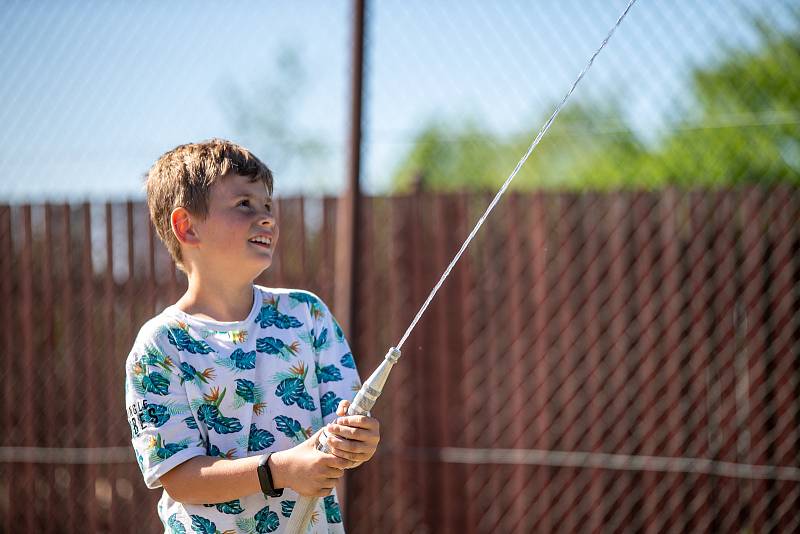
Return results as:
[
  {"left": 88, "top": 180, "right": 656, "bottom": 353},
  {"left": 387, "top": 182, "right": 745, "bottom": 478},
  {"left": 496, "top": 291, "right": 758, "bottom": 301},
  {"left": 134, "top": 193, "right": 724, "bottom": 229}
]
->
[
  {"left": 336, "top": 399, "right": 350, "bottom": 417},
  {"left": 305, "top": 427, "right": 326, "bottom": 447}
]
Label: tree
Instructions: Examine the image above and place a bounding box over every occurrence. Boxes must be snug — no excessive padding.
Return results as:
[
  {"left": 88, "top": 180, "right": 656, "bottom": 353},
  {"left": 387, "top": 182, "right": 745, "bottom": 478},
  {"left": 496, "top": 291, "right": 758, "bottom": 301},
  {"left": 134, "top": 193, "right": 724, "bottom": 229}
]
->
[
  {"left": 390, "top": 15, "right": 800, "bottom": 191},
  {"left": 221, "top": 47, "right": 330, "bottom": 192}
]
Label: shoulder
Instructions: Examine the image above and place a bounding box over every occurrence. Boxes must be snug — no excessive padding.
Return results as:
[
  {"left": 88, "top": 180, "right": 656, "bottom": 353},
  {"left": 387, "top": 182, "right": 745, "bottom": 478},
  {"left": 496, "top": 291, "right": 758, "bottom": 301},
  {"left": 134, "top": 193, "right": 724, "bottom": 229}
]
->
[
  {"left": 126, "top": 310, "right": 181, "bottom": 363},
  {"left": 255, "top": 286, "right": 325, "bottom": 307},
  {"left": 254, "top": 286, "right": 332, "bottom": 319}
]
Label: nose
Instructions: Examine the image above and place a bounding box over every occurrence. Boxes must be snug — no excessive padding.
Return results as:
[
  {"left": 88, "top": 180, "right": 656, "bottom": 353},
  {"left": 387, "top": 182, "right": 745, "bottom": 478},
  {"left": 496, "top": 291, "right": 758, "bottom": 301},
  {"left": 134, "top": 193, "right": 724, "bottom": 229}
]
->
[{"left": 259, "top": 210, "right": 276, "bottom": 228}]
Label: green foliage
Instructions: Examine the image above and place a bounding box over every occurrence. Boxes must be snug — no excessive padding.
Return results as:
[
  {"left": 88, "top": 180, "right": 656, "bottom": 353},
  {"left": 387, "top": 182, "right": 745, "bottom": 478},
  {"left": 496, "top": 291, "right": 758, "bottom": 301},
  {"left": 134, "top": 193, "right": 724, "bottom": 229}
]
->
[
  {"left": 222, "top": 46, "right": 330, "bottom": 190},
  {"left": 390, "top": 16, "right": 800, "bottom": 191}
]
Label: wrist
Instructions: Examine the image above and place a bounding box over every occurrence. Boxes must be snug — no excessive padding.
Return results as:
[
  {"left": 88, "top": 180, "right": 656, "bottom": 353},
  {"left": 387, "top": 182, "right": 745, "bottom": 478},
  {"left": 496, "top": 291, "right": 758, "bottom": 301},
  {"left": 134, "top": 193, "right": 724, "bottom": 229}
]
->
[{"left": 267, "top": 450, "right": 288, "bottom": 490}]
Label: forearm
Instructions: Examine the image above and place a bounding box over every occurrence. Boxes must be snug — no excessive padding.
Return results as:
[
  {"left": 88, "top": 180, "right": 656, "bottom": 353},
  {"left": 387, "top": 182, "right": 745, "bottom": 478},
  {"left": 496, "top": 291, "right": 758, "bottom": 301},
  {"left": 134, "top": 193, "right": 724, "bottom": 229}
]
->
[{"left": 159, "top": 454, "right": 265, "bottom": 504}]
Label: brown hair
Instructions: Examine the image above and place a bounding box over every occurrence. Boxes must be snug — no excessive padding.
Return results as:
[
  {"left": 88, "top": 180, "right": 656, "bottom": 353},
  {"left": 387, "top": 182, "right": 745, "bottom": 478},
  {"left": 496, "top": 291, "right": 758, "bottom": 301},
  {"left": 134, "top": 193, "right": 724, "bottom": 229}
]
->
[{"left": 145, "top": 138, "right": 273, "bottom": 269}]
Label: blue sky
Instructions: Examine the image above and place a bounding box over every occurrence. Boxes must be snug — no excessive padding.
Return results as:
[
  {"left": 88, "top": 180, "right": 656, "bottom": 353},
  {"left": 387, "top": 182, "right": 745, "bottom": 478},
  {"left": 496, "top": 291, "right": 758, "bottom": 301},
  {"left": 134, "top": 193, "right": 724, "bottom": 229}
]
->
[{"left": 0, "top": 0, "right": 791, "bottom": 201}]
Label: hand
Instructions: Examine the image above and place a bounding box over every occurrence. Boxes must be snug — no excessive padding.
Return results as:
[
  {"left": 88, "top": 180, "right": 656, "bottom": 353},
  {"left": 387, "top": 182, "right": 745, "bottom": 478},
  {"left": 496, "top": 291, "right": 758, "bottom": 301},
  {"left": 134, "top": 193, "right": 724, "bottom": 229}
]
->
[
  {"left": 270, "top": 428, "right": 350, "bottom": 497},
  {"left": 324, "top": 400, "right": 381, "bottom": 469}
]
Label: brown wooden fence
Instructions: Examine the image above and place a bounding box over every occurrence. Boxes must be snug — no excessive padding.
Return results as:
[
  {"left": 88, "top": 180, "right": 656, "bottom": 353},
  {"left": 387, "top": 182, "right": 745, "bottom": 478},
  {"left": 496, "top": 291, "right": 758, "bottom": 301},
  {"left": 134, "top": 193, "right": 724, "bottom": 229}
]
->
[{"left": 1, "top": 188, "right": 798, "bottom": 533}]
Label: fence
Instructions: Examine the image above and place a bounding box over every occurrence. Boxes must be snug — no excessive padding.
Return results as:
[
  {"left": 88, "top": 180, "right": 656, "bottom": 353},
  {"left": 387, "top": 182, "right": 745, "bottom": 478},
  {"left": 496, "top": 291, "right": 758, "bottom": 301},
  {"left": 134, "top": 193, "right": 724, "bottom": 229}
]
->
[{"left": 1, "top": 187, "right": 798, "bottom": 533}]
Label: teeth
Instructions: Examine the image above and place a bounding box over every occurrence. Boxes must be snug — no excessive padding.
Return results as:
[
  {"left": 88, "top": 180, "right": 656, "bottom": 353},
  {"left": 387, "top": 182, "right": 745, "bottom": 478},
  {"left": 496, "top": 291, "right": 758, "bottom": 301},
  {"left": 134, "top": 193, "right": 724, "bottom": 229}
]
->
[{"left": 250, "top": 237, "right": 272, "bottom": 246}]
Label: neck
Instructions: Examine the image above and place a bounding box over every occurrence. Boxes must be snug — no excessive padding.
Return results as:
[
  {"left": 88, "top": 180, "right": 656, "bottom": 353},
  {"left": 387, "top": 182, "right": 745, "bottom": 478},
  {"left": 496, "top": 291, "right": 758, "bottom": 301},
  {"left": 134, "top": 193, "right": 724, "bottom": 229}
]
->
[{"left": 176, "top": 269, "right": 255, "bottom": 322}]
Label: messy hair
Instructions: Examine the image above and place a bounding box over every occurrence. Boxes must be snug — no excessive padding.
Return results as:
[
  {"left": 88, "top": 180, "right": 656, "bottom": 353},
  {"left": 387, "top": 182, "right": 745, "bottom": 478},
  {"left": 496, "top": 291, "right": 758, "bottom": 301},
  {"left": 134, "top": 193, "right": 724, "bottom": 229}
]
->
[{"left": 145, "top": 138, "right": 273, "bottom": 269}]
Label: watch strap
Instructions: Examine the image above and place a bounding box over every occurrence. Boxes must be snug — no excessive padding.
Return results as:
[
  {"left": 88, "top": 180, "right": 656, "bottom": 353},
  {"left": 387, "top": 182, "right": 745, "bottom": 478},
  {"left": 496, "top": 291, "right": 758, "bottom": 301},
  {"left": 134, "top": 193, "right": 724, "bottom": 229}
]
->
[{"left": 257, "top": 453, "right": 283, "bottom": 498}]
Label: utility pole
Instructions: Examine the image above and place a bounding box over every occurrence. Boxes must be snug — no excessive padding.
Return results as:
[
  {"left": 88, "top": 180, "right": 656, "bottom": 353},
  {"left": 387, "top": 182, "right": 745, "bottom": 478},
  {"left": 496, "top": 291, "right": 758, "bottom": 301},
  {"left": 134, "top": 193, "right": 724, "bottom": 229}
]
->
[{"left": 335, "top": 0, "right": 366, "bottom": 339}]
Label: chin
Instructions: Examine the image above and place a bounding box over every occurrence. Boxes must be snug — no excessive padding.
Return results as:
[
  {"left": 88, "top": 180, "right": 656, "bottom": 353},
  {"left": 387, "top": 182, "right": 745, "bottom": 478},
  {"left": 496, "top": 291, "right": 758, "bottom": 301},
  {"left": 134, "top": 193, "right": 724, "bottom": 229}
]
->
[{"left": 252, "top": 260, "right": 273, "bottom": 278}]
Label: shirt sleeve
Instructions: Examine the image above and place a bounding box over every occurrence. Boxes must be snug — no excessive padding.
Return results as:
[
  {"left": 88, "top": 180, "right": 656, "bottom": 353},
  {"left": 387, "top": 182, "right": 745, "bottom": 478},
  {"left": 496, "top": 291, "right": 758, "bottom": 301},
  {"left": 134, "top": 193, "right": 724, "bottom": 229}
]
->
[
  {"left": 311, "top": 296, "right": 363, "bottom": 425},
  {"left": 124, "top": 325, "right": 206, "bottom": 489}
]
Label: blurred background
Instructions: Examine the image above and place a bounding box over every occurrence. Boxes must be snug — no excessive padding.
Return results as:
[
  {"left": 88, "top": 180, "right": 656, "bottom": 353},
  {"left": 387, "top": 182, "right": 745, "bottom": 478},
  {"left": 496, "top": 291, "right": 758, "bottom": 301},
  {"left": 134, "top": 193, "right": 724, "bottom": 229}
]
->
[{"left": 1, "top": 0, "right": 799, "bottom": 532}]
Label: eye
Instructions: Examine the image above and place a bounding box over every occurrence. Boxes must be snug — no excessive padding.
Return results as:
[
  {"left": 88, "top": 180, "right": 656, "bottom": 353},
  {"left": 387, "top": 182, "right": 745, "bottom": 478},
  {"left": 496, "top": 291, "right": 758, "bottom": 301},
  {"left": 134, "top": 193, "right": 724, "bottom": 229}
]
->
[{"left": 237, "top": 199, "right": 251, "bottom": 209}]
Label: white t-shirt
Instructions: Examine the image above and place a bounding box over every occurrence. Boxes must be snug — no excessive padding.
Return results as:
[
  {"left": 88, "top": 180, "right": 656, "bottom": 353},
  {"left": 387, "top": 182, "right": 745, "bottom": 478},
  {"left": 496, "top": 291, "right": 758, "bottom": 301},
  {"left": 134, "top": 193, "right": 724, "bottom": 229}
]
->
[{"left": 125, "top": 285, "right": 361, "bottom": 534}]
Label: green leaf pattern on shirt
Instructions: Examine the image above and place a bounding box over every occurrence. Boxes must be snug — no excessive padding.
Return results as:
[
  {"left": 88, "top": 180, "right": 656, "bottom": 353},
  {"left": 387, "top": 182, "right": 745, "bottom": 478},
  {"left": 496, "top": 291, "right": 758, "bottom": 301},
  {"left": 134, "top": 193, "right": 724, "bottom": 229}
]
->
[{"left": 125, "top": 287, "right": 356, "bottom": 534}]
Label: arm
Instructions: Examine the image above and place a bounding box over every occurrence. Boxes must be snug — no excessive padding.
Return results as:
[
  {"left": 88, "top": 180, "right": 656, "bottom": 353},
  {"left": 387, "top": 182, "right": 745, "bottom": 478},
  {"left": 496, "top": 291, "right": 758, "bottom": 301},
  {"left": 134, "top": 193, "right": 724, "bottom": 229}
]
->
[
  {"left": 160, "top": 429, "right": 352, "bottom": 504},
  {"left": 159, "top": 454, "right": 262, "bottom": 504}
]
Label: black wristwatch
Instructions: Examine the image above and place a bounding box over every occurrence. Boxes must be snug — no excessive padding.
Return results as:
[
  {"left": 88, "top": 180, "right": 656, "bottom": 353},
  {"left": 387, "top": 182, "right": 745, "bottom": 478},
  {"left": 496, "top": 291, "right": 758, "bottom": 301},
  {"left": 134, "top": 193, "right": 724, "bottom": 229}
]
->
[{"left": 257, "top": 453, "right": 283, "bottom": 498}]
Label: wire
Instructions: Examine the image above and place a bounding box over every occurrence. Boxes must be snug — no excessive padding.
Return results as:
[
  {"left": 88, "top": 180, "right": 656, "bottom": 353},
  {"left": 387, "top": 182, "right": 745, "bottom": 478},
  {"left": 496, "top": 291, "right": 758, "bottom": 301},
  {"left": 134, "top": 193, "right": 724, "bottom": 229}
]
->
[{"left": 396, "top": 0, "right": 639, "bottom": 351}]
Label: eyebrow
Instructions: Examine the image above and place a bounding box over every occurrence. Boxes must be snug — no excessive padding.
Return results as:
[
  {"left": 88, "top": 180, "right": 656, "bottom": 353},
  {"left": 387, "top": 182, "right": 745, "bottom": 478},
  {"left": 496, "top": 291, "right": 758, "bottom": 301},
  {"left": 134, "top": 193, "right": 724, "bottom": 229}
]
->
[{"left": 232, "top": 190, "right": 272, "bottom": 201}]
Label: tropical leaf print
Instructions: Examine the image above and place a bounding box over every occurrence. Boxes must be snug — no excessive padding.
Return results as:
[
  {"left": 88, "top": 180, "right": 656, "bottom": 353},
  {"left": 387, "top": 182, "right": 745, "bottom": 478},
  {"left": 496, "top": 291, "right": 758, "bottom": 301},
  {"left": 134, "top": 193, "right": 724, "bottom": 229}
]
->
[
  {"left": 233, "top": 379, "right": 266, "bottom": 412},
  {"left": 214, "top": 329, "right": 248, "bottom": 344},
  {"left": 190, "top": 514, "right": 216, "bottom": 534},
  {"left": 255, "top": 337, "right": 299, "bottom": 361},
  {"left": 196, "top": 389, "right": 243, "bottom": 435},
  {"left": 274, "top": 416, "right": 306, "bottom": 442},
  {"left": 288, "top": 291, "right": 318, "bottom": 306},
  {"left": 204, "top": 385, "right": 226, "bottom": 405},
  {"left": 209, "top": 414, "right": 243, "bottom": 435},
  {"left": 184, "top": 416, "right": 198, "bottom": 430},
  {"left": 168, "top": 513, "right": 187, "bottom": 534},
  {"left": 339, "top": 352, "right": 356, "bottom": 369},
  {"left": 256, "top": 301, "right": 303, "bottom": 330},
  {"left": 254, "top": 506, "right": 280, "bottom": 533},
  {"left": 275, "top": 377, "right": 304, "bottom": 406},
  {"left": 289, "top": 291, "right": 323, "bottom": 319},
  {"left": 148, "top": 435, "right": 190, "bottom": 462},
  {"left": 315, "top": 363, "right": 342, "bottom": 384},
  {"left": 167, "top": 327, "right": 214, "bottom": 354},
  {"left": 333, "top": 319, "right": 345, "bottom": 342},
  {"left": 235, "top": 379, "right": 260, "bottom": 404},
  {"left": 300, "top": 328, "right": 330, "bottom": 354},
  {"left": 135, "top": 451, "right": 144, "bottom": 471},
  {"left": 320, "top": 391, "right": 343, "bottom": 418},
  {"left": 179, "top": 362, "right": 215, "bottom": 385},
  {"left": 141, "top": 347, "right": 175, "bottom": 372},
  {"left": 227, "top": 348, "right": 257, "bottom": 371},
  {"left": 280, "top": 500, "right": 295, "bottom": 518},
  {"left": 203, "top": 499, "right": 244, "bottom": 514},
  {"left": 295, "top": 392, "right": 316, "bottom": 411},
  {"left": 247, "top": 424, "right": 275, "bottom": 452},
  {"left": 274, "top": 370, "right": 316, "bottom": 411},
  {"left": 272, "top": 362, "right": 307, "bottom": 383},
  {"left": 140, "top": 403, "right": 171, "bottom": 427},
  {"left": 142, "top": 372, "right": 171, "bottom": 395},
  {"left": 156, "top": 442, "right": 187, "bottom": 460},
  {"left": 324, "top": 495, "right": 342, "bottom": 523},
  {"left": 197, "top": 403, "right": 222, "bottom": 424},
  {"left": 235, "top": 517, "right": 257, "bottom": 533},
  {"left": 206, "top": 444, "right": 236, "bottom": 459}
]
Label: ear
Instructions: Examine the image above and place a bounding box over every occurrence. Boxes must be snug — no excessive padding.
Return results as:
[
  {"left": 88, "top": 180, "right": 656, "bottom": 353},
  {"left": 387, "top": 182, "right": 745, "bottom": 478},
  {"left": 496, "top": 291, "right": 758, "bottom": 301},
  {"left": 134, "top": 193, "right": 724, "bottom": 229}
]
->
[{"left": 171, "top": 207, "right": 201, "bottom": 246}]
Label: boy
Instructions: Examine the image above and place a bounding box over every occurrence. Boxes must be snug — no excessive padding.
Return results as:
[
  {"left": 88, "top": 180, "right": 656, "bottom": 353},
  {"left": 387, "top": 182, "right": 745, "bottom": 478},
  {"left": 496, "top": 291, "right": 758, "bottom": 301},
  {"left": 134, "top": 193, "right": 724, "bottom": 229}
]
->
[{"left": 125, "top": 139, "right": 379, "bottom": 534}]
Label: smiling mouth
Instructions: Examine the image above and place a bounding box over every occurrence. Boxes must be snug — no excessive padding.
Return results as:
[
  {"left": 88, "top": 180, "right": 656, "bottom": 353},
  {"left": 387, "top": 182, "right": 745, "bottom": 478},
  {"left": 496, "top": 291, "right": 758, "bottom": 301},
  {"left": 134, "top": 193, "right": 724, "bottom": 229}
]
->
[{"left": 248, "top": 236, "right": 273, "bottom": 249}]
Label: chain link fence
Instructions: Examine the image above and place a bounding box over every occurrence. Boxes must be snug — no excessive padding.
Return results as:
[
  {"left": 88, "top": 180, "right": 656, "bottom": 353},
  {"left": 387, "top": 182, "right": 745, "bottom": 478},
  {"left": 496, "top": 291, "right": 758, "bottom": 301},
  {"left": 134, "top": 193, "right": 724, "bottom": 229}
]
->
[{"left": 1, "top": 1, "right": 798, "bottom": 533}]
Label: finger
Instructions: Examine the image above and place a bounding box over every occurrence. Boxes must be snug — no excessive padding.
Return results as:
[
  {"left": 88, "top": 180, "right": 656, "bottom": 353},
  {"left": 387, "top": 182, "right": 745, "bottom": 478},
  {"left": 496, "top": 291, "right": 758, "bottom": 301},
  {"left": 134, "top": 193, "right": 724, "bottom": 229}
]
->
[
  {"left": 327, "top": 443, "right": 361, "bottom": 462},
  {"left": 322, "top": 464, "right": 347, "bottom": 477},
  {"left": 307, "top": 427, "right": 326, "bottom": 446},
  {"left": 336, "top": 399, "right": 350, "bottom": 417},
  {"left": 332, "top": 415, "right": 379, "bottom": 431},
  {"left": 326, "top": 434, "right": 369, "bottom": 454},
  {"left": 327, "top": 423, "right": 379, "bottom": 443},
  {"left": 327, "top": 424, "right": 361, "bottom": 441},
  {"left": 326, "top": 453, "right": 355, "bottom": 469},
  {"left": 318, "top": 451, "right": 350, "bottom": 471},
  {"left": 326, "top": 446, "right": 364, "bottom": 467}
]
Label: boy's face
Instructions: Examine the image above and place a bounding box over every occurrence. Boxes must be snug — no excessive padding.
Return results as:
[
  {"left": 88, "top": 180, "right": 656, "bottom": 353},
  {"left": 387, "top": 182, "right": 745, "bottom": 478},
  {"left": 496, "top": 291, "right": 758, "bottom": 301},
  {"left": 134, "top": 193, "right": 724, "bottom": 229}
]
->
[{"left": 187, "top": 173, "right": 278, "bottom": 280}]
